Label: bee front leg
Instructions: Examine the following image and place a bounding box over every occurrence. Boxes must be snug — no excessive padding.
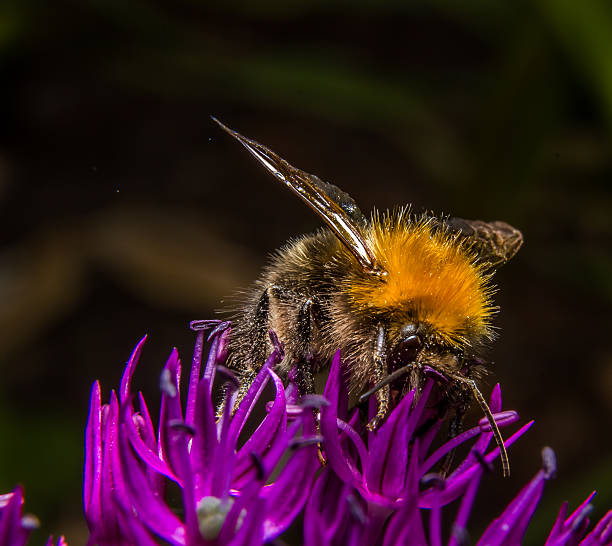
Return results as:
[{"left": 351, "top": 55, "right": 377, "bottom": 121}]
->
[{"left": 367, "top": 324, "right": 390, "bottom": 431}]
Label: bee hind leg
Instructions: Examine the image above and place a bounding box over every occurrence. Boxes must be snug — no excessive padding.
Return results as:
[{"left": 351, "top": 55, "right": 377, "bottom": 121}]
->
[
  {"left": 294, "top": 298, "right": 317, "bottom": 397},
  {"left": 217, "top": 285, "right": 275, "bottom": 419}
]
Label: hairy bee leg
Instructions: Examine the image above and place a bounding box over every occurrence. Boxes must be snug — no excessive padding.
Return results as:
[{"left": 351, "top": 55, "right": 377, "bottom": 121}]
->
[
  {"left": 295, "top": 298, "right": 316, "bottom": 397},
  {"left": 222, "top": 285, "right": 316, "bottom": 418},
  {"left": 215, "top": 365, "right": 258, "bottom": 419},
  {"left": 367, "top": 325, "right": 390, "bottom": 431},
  {"left": 249, "top": 286, "right": 272, "bottom": 363},
  {"left": 232, "top": 367, "right": 258, "bottom": 411},
  {"left": 218, "top": 286, "right": 276, "bottom": 419}
]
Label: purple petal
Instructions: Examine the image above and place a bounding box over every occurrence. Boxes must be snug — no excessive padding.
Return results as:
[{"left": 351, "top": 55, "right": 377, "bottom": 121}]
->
[
  {"left": 345, "top": 518, "right": 366, "bottom": 546},
  {"left": 226, "top": 493, "right": 266, "bottom": 546},
  {"left": 384, "top": 495, "right": 427, "bottom": 546},
  {"left": 320, "top": 350, "right": 362, "bottom": 486},
  {"left": 426, "top": 481, "right": 444, "bottom": 546},
  {"left": 489, "top": 383, "right": 503, "bottom": 412},
  {"left": 478, "top": 411, "right": 519, "bottom": 432},
  {"left": 546, "top": 502, "right": 569, "bottom": 545},
  {"left": 169, "top": 426, "right": 203, "bottom": 546},
  {"left": 84, "top": 381, "right": 102, "bottom": 528},
  {"left": 185, "top": 329, "right": 206, "bottom": 426},
  {"left": 97, "top": 391, "right": 121, "bottom": 541},
  {"left": 545, "top": 492, "right": 598, "bottom": 546},
  {"left": 234, "top": 369, "right": 288, "bottom": 488},
  {"left": 505, "top": 480, "right": 548, "bottom": 544},
  {"left": 125, "top": 408, "right": 179, "bottom": 484},
  {"left": 218, "top": 481, "right": 264, "bottom": 545},
  {"left": 304, "top": 467, "right": 352, "bottom": 546},
  {"left": 420, "top": 421, "right": 535, "bottom": 508},
  {"left": 582, "top": 509, "right": 612, "bottom": 545},
  {"left": 189, "top": 319, "right": 223, "bottom": 331},
  {"left": 158, "top": 349, "right": 183, "bottom": 477},
  {"left": 186, "top": 321, "right": 231, "bottom": 425},
  {"left": 0, "top": 486, "right": 32, "bottom": 546},
  {"left": 476, "top": 455, "right": 550, "bottom": 545},
  {"left": 119, "top": 335, "right": 147, "bottom": 404},
  {"left": 386, "top": 381, "right": 434, "bottom": 499},
  {"left": 116, "top": 512, "right": 158, "bottom": 546},
  {"left": 117, "top": 407, "right": 187, "bottom": 545},
  {"left": 136, "top": 393, "right": 156, "bottom": 449},
  {"left": 365, "top": 388, "right": 415, "bottom": 498},
  {"left": 498, "top": 446, "right": 556, "bottom": 545},
  {"left": 212, "top": 381, "right": 238, "bottom": 498},
  {"left": 382, "top": 437, "right": 422, "bottom": 545},
  {"left": 421, "top": 425, "right": 482, "bottom": 475},
  {"left": 136, "top": 392, "right": 166, "bottom": 496},
  {"left": 420, "top": 387, "right": 517, "bottom": 476},
  {"left": 449, "top": 469, "right": 483, "bottom": 546},
  {"left": 228, "top": 346, "right": 283, "bottom": 441},
  {"left": 566, "top": 491, "right": 597, "bottom": 528},
  {"left": 203, "top": 324, "right": 232, "bottom": 390},
  {"left": 252, "top": 418, "right": 300, "bottom": 485},
  {"left": 261, "top": 411, "right": 320, "bottom": 540},
  {"left": 336, "top": 418, "right": 369, "bottom": 476},
  {"left": 208, "top": 320, "right": 232, "bottom": 343},
  {"left": 45, "top": 536, "right": 69, "bottom": 546},
  {"left": 202, "top": 331, "right": 221, "bottom": 391},
  {"left": 109, "top": 396, "right": 135, "bottom": 523},
  {"left": 191, "top": 377, "right": 218, "bottom": 500},
  {"left": 215, "top": 324, "right": 231, "bottom": 361},
  {"left": 418, "top": 419, "right": 443, "bottom": 463}
]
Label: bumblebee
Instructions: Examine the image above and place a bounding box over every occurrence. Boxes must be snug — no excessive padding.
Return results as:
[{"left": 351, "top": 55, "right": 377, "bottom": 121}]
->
[{"left": 213, "top": 118, "right": 522, "bottom": 477}]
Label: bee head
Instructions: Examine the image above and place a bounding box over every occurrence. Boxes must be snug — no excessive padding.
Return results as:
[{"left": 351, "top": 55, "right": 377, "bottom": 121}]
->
[
  {"left": 387, "top": 322, "right": 475, "bottom": 384},
  {"left": 389, "top": 323, "right": 422, "bottom": 368}
]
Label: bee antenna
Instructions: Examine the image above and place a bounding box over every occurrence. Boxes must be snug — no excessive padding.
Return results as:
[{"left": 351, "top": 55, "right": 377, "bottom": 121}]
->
[
  {"left": 454, "top": 377, "right": 510, "bottom": 478},
  {"left": 358, "top": 364, "right": 413, "bottom": 405}
]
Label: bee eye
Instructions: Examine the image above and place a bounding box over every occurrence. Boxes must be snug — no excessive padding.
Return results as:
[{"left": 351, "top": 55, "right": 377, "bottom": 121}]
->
[{"left": 391, "top": 334, "right": 422, "bottom": 366}]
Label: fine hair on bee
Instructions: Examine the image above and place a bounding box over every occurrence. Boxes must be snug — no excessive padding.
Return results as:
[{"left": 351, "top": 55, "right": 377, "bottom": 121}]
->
[{"left": 212, "top": 117, "right": 523, "bottom": 478}]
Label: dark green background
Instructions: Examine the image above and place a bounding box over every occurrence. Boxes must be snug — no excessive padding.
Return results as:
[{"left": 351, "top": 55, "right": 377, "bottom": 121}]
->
[{"left": 0, "top": 1, "right": 611, "bottom": 543}]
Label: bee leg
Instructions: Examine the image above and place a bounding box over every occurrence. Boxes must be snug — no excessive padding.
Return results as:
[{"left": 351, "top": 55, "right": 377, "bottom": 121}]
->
[
  {"left": 450, "top": 375, "right": 511, "bottom": 478},
  {"left": 228, "top": 367, "right": 258, "bottom": 414},
  {"left": 249, "top": 285, "right": 273, "bottom": 364},
  {"left": 366, "top": 325, "right": 390, "bottom": 431},
  {"left": 218, "top": 286, "right": 275, "bottom": 419},
  {"left": 215, "top": 364, "right": 258, "bottom": 419},
  {"left": 439, "top": 411, "right": 464, "bottom": 477},
  {"left": 295, "top": 298, "right": 316, "bottom": 397}
]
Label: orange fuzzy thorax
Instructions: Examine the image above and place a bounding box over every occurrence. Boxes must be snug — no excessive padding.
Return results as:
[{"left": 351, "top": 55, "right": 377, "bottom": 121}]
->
[{"left": 347, "top": 214, "right": 495, "bottom": 348}]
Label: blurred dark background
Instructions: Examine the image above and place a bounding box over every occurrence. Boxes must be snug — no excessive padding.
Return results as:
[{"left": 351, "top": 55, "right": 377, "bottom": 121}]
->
[{"left": 0, "top": 1, "right": 611, "bottom": 544}]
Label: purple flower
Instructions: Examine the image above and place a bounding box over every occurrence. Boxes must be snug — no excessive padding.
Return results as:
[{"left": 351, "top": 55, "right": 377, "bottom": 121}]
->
[
  {"left": 477, "top": 448, "right": 612, "bottom": 546},
  {"left": 0, "top": 487, "right": 67, "bottom": 546},
  {"left": 0, "top": 486, "right": 39, "bottom": 546},
  {"left": 84, "top": 320, "right": 319, "bottom": 545},
  {"left": 545, "top": 493, "right": 612, "bottom": 546},
  {"left": 310, "top": 350, "right": 531, "bottom": 542},
  {"left": 308, "top": 350, "right": 612, "bottom": 545},
  {"left": 81, "top": 321, "right": 612, "bottom": 545}
]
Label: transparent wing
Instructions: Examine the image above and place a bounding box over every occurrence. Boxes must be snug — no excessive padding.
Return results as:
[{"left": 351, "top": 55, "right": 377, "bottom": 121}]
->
[{"left": 213, "top": 117, "right": 383, "bottom": 276}]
